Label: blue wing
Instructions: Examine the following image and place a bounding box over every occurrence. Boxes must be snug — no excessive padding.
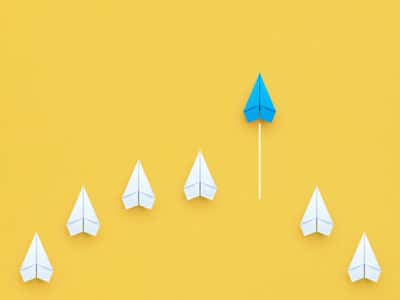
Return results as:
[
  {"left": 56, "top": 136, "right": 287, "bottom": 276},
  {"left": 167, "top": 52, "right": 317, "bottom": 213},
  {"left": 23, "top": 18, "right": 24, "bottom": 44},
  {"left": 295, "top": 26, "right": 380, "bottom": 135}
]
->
[{"left": 243, "top": 74, "right": 276, "bottom": 123}]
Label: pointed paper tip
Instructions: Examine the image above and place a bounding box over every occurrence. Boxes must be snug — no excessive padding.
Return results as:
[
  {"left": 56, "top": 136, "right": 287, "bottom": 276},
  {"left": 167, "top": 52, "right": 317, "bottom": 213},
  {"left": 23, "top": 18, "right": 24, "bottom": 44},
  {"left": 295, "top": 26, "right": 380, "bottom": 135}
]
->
[
  {"left": 197, "top": 151, "right": 205, "bottom": 161},
  {"left": 312, "top": 185, "right": 320, "bottom": 197}
]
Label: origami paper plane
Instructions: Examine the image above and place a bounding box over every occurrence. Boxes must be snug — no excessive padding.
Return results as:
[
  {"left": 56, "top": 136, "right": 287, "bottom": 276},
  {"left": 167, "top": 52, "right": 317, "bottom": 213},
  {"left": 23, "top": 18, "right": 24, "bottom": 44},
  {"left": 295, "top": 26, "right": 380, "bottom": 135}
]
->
[
  {"left": 243, "top": 73, "right": 276, "bottom": 200},
  {"left": 184, "top": 151, "right": 216, "bottom": 200},
  {"left": 20, "top": 233, "right": 53, "bottom": 283},
  {"left": 300, "top": 186, "right": 333, "bottom": 236},
  {"left": 243, "top": 73, "right": 276, "bottom": 123},
  {"left": 348, "top": 233, "right": 381, "bottom": 283},
  {"left": 67, "top": 186, "right": 100, "bottom": 236},
  {"left": 122, "top": 160, "right": 155, "bottom": 209}
]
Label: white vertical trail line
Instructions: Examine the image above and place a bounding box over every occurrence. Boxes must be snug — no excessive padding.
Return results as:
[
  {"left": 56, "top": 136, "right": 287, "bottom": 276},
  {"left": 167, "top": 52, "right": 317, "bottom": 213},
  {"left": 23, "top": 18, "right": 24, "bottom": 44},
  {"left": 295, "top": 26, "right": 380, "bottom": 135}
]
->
[{"left": 258, "top": 121, "right": 261, "bottom": 200}]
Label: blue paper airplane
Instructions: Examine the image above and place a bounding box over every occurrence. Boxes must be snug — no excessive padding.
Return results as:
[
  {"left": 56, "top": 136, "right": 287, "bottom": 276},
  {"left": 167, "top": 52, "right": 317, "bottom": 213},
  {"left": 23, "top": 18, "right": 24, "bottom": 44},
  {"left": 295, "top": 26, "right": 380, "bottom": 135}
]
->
[{"left": 243, "top": 74, "right": 276, "bottom": 123}]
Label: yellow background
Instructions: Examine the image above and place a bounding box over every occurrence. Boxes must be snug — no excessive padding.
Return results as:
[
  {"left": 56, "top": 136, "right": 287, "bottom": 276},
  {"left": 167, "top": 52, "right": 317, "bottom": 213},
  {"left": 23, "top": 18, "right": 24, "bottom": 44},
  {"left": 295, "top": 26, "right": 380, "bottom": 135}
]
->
[{"left": 1, "top": 1, "right": 399, "bottom": 299}]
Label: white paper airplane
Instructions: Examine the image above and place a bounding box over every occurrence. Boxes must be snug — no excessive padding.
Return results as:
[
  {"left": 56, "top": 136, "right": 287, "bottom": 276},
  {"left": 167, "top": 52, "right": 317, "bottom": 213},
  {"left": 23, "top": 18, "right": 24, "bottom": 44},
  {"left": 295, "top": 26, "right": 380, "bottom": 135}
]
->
[
  {"left": 300, "top": 186, "right": 333, "bottom": 236},
  {"left": 122, "top": 160, "right": 155, "bottom": 209},
  {"left": 67, "top": 186, "right": 100, "bottom": 236},
  {"left": 348, "top": 233, "right": 381, "bottom": 282},
  {"left": 20, "top": 233, "right": 53, "bottom": 283},
  {"left": 184, "top": 151, "right": 216, "bottom": 200}
]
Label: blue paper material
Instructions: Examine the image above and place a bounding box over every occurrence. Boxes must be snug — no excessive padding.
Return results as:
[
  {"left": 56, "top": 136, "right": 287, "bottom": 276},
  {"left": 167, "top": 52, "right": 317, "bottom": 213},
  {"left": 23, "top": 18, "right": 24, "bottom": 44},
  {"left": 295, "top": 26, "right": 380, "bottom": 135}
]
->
[{"left": 243, "top": 74, "right": 276, "bottom": 123}]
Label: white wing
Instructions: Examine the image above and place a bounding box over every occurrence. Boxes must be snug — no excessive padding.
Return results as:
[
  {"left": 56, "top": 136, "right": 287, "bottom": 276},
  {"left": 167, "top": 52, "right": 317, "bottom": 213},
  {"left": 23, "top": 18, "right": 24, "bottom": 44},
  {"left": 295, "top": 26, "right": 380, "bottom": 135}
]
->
[
  {"left": 300, "top": 190, "right": 317, "bottom": 236},
  {"left": 67, "top": 187, "right": 99, "bottom": 236},
  {"left": 348, "top": 234, "right": 365, "bottom": 282},
  {"left": 137, "top": 161, "right": 155, "bottom": 209},
  {"left": 315, "top": 189, "right": 333, "bottom": 236},
  {"left": 82, "top": 188, "right": 100, "bottom": 236},
  {"left": 20, "top": 234, "right": 37, "bottom": 282},
  {"left": 364, "top": 234, "right": 381, "bottom": 282},
  {"left": 122, "top": 162, "right": 140, "bottom": 209},
  {"left": 67, "top": 188, "right": 84, "bottom": 236},
  {"left": 199, "top": 152, "right": 216, "bottom": 200},
  {"left": 20, "top": 233, "right": 53, "bottom": 283},
  {"left": 184, "top": 153, "right": 201, "bottom": 200},
  {"left": 300, "top": 187, "right": 333, "bottom": 236},
  {"left": 122, "top": 161, "right": 155, "bottom": 210},
  {"left": 36, "top": 234, "right": 53, "bottom": 282}
]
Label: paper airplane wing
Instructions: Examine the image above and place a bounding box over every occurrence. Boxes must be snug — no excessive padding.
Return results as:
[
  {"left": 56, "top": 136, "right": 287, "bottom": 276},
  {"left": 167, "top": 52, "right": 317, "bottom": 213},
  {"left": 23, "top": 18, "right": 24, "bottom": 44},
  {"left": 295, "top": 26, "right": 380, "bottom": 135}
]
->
[
  {"left": 243, "top": 76, "right": 260, "bottom": 123},
  {"left": 122, "top": 162, "right": 140, "bottom": 209},
  {"left": 243, "top": 74, "right": 276, "bottom": 123},
  {"left": 348, "top": 234, "right": 367, "bottom": 282},
  {"left": 364, "top": 235, "right": 381, "bottom": 282},
  {"left": 20, "top": 234, "right": 38, "bottom": 282},
  {"left": 82, "top": 189, "right": 100, "bottom": 236},
  {"left": 67, "top": 188, "right": 84, "bottom": 236},
  {"left": 258, "top": 75, "right": 276, "bottom": 122},
  {"left": 137, "top": 162, "right": 155, "bottom": 209},
  {"left": 300, "top": 190, "right": 317, "bottom": 236},
  {"left": 316, "top": 191, "right": 333, "bottom": 236},
  {"left": 199, "top": 153, "right": 216, "bottom": 200},
  {"left": 35, "top": 234, "right": 53, "bottom": 282},
  {"left": 184, "top": 153, "right": 201, "bottom": 200}
]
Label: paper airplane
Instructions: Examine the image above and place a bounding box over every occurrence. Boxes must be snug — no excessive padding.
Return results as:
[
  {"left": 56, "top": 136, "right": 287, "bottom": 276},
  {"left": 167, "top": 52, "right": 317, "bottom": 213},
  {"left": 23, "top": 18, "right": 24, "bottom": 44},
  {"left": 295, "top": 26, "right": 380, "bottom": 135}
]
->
[
  {"left": 67, "top": 186, "right": 100, "bottom": 236},
  {"left": 300, "top": 186, "right": 333, "bottom": 236},
  {"left": 184, "top": 151, "right": 216, "bottom": 200},
  {"left": 243, "top": 74, "right": 276, "bottom": 200},
  {"left": 122, "top": 160, "right": 155, "bottom": 209},
  {"left": 243, "top": 73, "right": 276, "bottom": 123},
  {"left": 348, "top": 233, "right": 381, "bottom": 282},
  {"left": 20, "top": 233, "right": 53, "bottom": 283}
]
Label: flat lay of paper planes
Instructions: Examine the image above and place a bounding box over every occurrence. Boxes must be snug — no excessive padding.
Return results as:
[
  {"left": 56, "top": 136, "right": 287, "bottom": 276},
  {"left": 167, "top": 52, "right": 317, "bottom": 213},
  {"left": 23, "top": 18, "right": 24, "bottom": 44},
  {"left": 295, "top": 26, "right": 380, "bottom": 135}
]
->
[
  {"left": 300, "top": 186, "right": 333, "bottom": 236},
  {"left": 122, "top": 160, "right": 155, "bottom": 209},
  {"left": 184, "top": 151, "right": 216, "bottom": 200},
  {"left": 243, "top": 73, "right": 276, "bottom": 200},
  {"left": 20, "top": 233, "right": 53, "bottom": 283},
  {"left": 14, "top": 72, "right": 391, "bottom": 289},
  {"left": 67, "top": 186, "right": 100, "bottom": 236},
  {"left": 348, "top": 233, "right": 381, "bottom": 283}
]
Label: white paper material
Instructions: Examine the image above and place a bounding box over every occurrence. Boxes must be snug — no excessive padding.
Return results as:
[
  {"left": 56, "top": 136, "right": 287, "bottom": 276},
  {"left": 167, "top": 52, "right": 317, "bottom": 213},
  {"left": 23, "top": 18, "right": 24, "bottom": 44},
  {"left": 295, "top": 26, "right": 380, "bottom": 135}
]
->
[
  {"left": 122, "top": 160, "right": 155, "bottom": 209},
  {"left": 300, "top": 186, "right": 333, "bottom": 236},
  {"left": 184, "top": 151, "right": 217, "bottom": 200},
  {"left": 348, "top": 233, "right": 381, "bottom": 282},
  {"left": 67, "top": 186, "right": 100, "bottom": 236},
  {"left": 20, "top": 233, "right": 53, "bottom": 282}
]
